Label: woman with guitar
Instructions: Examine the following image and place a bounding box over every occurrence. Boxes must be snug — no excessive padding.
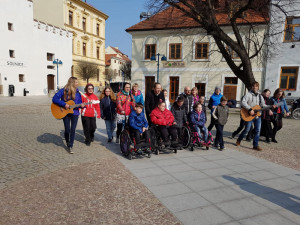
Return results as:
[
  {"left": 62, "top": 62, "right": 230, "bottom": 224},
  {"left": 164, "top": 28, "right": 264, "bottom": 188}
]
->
[
  {"left": 52, "top": 77, "right": 84, "bottom": 154},
  {"left": 271, "top": 88, "right": 290, "bottom": 143}
]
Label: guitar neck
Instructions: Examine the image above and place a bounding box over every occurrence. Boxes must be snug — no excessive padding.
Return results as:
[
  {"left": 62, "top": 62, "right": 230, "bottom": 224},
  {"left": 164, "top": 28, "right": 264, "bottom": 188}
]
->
[{"left": 70, "top": 102, "right": 89, "bottom": 109}]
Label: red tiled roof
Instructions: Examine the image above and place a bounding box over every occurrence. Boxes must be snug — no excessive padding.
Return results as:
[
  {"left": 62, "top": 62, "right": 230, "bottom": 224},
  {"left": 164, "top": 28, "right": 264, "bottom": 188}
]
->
[
  {"left": 126, "top": 3, "right": 268, "bottom": 32},
  {"left": 105, "top": 53, "right": 131, "bottom": 66}
]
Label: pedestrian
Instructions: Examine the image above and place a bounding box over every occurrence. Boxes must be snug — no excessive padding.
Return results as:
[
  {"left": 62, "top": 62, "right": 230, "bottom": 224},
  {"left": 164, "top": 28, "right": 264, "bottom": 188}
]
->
[
  {"left": 131, "top": 83, "right": 144, "bottom": 105},
  {"left": 212, "top": 96, "right": 229, "bottom": 150},
  {"left": 176, "top": 86, "right": 193, "bottom": 115},
  {"left": 162, "top": 89, "right": 171, "bottom": 110},
  {"left": 199, "top": 96, "right": 207, "bottom": 122},
  {"left": 208, "top": 86, "right": 223, "bottom": 131},
  {"left": 52, "top": 77, "right": 84, "bottom": 154},
  {"left": 100, "top": 86, "right": 116, "bottom": 143},
  {"left": 271, "top": 88, "right": 290, "bottom": 143},
  {"left": 80, "top": 83, "right": 101, "bottom": 146},
  {"left": 145, "top": 82, "right": 165, "bottom": 125},
  {"left": 116, "top": 83, "right": 135, "bottom": 143},
  {"left": 261, "top": 89, "right": 274, "bottom": 143},
  {"left": 236, "top": 82, "right": 268, "bottom": 151},
  {"left": 191, "top": 87, "right": 200, "bottom": 106}
]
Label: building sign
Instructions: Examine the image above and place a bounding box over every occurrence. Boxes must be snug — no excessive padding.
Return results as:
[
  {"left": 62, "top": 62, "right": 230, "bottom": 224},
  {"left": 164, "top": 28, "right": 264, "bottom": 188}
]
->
[
  {"left": 7, "top": 61, "right": 24, "bottom": 67},
  {"left": 163, "top": 61, "right": 185, "bottom": 68}
]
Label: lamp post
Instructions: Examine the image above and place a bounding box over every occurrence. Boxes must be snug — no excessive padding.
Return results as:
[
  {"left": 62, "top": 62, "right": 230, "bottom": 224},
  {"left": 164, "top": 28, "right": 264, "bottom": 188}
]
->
[
  {"left": 53, "top": 59, "right": 63, "bottom": 90},
  {"left": 151, "top": 53, "right": 167, "bottom": 83}
]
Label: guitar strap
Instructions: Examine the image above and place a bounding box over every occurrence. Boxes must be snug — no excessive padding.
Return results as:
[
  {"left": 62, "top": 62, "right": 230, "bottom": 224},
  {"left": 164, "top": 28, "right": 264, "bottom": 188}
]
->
[{"left": 79, "top": 91, "right": 89, "bottom": 101}]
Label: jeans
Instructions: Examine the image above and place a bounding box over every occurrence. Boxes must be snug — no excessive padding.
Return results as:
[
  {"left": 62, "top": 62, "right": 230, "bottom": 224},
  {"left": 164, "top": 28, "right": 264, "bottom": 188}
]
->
[
  {"left": 238, "top": 117, "right": 261, "bottom": 147},
  {"left": 215, "top": 124, "right": 224, "bottom": 148},
  {"left": 194, "top": 126, "right": 208, "bottom": 143},
  {"left": 63, "top": 114, "right": 79, "bottom": 148},
  {"left": 105, "top": 120, "right": 116, "bottom": 139}
]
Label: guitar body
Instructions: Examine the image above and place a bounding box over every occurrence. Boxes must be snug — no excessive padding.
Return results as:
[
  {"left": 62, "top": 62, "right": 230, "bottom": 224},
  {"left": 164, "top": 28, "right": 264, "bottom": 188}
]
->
[
  {"left": 51, "top": 100, "right": 75, "bottom": 119},
  {"left": 240, "top": 105, "right": 261, "bottom": 122}
]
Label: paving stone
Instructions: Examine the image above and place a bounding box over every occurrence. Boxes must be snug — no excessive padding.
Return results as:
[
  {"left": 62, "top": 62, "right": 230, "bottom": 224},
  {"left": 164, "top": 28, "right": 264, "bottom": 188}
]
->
[
  {"left": 189, "top": 161, "right": 221, "bottom": 170},
  {"left": 147, "top": 182, "right": 192, "bottom": 198},
  {"left": 239, "top": 212, "right": 298, "bottom": 225},
  {"left": 170, "top": 170, "right": 209, "bottom": 182},
  {"left": 185, "top": 177, "right": 225, "bottom": 192},
  {"left": 199, "top": 186, "right": 246, "bottom": 203},
  {"left": 259, "top": 177, "right": 300, "bottom": 191},
  {"left": 139, "top": 174, "right": 178, "bottom": 187},
  {"left": 277, "top": 206, "right": 300, "bottom": 225}
]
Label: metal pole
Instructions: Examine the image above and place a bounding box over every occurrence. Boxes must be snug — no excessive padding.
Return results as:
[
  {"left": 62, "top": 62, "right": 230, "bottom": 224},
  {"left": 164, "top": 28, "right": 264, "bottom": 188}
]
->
[
  {"left": 157, "top": 53, "right": 160, "bottom": 82},
  {"left": 56, "top": 60, "right": 59, "bottom": 90}
]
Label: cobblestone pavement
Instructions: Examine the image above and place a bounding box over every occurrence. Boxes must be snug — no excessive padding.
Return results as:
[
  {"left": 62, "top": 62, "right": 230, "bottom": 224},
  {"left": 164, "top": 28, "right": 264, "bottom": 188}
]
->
[{"left": 0, "top": 96, "right": 181, "bottom": 225}]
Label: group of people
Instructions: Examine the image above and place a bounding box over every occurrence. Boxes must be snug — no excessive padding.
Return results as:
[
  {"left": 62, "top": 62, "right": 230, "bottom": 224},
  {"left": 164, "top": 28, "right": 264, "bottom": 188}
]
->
[{"left": 53, "top": 77, "right": 288, "bottom": 154}]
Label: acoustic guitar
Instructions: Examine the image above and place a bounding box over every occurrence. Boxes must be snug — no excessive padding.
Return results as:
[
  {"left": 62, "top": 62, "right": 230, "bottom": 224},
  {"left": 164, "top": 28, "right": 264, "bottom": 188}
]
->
[
  {"left": 240, "top": 102, "right": 283, "bottom": 122},
  {"left": 51, "top": 100, "right": 100, "bottom": 119}
]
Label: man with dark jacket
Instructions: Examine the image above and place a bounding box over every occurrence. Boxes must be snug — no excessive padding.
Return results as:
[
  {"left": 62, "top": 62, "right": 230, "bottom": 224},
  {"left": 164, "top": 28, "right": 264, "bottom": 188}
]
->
[
  {"left": 261, "top": 89, "right": 273, "bottom": 143},
  {"left": 145, "top": 82, "right": 165, "bottom": 125},
  {"left": 171, "top": 97, "right": 187, "bottom": 148},
  {"left": 176, "top": 86, "right": 193, "bottom": 115}
]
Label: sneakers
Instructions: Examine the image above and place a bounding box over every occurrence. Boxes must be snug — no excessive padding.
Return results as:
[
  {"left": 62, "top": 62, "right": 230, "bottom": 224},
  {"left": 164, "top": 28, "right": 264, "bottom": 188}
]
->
[
  {"left": 272, "top": 139, "right": 278, "bottom": 143},
  {"left": 231, "top": 133, "right": 236, "bottom": 139},
  {"left": 137, "top": 148, "right": 143, "bottom": 154},
  {"left": 108, "top": 138, "right": 112, "bottom": 143},
  {"left": 253, "top": 146, "right": 262, "bottom": 151},
  {"left": 219, "top": 147, "right": 226, "bottom": 151},
  {"left": 236, "top": 140, "right": 240, "bottom": 146},
  {"left": 116, "top": 138, "right": 119, "bottom": 144},
  {"left": 68, "top": 147, "right": 74, "bottom": 154}
]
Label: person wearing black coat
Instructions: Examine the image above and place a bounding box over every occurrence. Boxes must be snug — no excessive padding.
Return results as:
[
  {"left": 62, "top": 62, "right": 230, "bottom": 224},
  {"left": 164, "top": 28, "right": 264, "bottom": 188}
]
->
[
  {"left": 176, "top": 86, "right": 193, "bottom": 115},
  {"left": 171, "top": 97, "right": 187, "bottom": 148},
  {"left": 145, "top": 83, "right": 165, "bottom": 125},
  {"left": 260, "top": 89, "right": 274, "bottom": 143}
]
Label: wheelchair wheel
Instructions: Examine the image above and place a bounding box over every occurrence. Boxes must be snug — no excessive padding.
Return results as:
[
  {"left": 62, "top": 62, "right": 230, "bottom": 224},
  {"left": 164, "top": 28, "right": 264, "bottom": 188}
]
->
[
  {"left": 120, "top": 130, "right": 131, "bottom": 157},
  {"left": 181, "top": 126, "right": 191, "bottom": 148},
  {"left": 292, "top": 108, "right": 300, "bottom": 119}
]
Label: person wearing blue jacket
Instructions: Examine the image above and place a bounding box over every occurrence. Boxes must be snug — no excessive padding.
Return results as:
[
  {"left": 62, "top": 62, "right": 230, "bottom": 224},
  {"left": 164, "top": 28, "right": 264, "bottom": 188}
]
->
[
  {"left": 271, "top": 88, "right": 290, "bottom": 143},
  {"left": 189, "top": 102, "right": 208, "bottom": 143},
  {"left": 129, "top": 103, "right": 150, "bottom": 150},
  {"left": 52, "top": 77, "right": 83, "bottom": 154},
  {"left": 208, "top": 86, "right": 223, "bottom": 131}
]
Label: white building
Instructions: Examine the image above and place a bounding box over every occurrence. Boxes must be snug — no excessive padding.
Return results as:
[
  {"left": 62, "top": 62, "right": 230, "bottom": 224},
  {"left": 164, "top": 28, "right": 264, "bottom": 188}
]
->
[
  {"left": 0, "top": 0, "right": 72, "bottom": 97},
  {"left": 265, "top": 2, "right": 300, "bottom": 99}
]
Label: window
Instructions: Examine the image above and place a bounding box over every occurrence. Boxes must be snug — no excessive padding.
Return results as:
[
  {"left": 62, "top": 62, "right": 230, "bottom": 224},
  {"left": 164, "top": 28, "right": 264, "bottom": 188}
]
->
[
  {"left": 9, "top": 50, "right": 15, "bottom": 58},
  {"left": 19, "top": 74, "right": 24, "bottom": 82},
  {"left": 225, "top": 77, "right": 238, "bottom": 84},
  {"left": 96, "top": 47, "right": 100, "bottom": 59},
  {"left": 47, "top": 53, "right": 54, "bottom": 61},
  {"left": 145, "top": 44, "right": 156, "bottom": 60},
  {"left": 284, "top": 17, "right": 300, "bottom": 42},
  {"left": 83, "top": 43, "right": 86, "bottom": 56},
  {"left": 97, "top": 69, "right": 100, "bottom": 81},
  {"left": 226, "top": 45, "right": 240, "bottom": 59},
  {"left": 229, "top": 1, "right": 246, "bottom": 18},
  {"left": 195, "top": 42, "right": 209, "bottom": 59},
  {"left": 96, "top": 23, "right": 100, "bottom": 36},
  {"left": 82, "top": 17, "right": 86, "bottom": 32},
  {"left": 169, "top": 43, "right": 182, "bottom": 60},
  {"left": 8, "top": 23, "right": 14, "bottom": 31},
  {"left": 169, "top": 77, "right": 180, "bottom": 103},
  {"left": 47, "top": 65, "right": 55, "bottom": 69},
  {"left": 280, "top": 67, "right": 298, "bottom": 90},
  {"left": 69, "top": 11, "right": 73, "bottom": 26}
]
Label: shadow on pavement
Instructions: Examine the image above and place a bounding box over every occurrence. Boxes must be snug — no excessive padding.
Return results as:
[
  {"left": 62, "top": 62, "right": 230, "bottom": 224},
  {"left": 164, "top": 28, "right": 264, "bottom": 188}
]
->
[
  {"left": 96, "top": 128, "right": 123, "bottom": 157},
  {"left": 223, "top": 175, "right": 300, "bottom": 215}
]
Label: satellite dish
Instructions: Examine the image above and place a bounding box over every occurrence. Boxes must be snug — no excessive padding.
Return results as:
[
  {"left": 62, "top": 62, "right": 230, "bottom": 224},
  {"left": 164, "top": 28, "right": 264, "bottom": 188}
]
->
[{"left": 140, "top": 12, "right": 152, "bottom": 20}]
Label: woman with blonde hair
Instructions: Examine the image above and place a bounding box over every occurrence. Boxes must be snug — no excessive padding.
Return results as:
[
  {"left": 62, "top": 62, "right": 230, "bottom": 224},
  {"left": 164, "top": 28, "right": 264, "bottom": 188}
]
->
[
  {"left": 191, "top": 87, "right": 200, "bottom": 106},
  {"left": 52, "top": 77, "right": 84, "bottom": 153},
  {"left": 100, "top": 86, "right": 117, "bottom": 142}
]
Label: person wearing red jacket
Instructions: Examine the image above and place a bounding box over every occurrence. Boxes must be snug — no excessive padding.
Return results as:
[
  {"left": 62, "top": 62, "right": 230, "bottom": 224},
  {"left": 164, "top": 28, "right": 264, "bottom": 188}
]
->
[
  {"left": 150, "top": 101, "right": 178, "bottom": 147},
  {"left": 81, "top": 83, "right": 100, "bottom": 146}
]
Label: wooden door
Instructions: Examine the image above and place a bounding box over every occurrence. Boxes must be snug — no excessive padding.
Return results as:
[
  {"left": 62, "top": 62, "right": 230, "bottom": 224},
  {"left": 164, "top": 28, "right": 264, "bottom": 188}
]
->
[
  {"left": 145, "top": 76, "right": 155, "bottom": 95},
  {"left": 223, "top": 77, "right": 238, "bottom": 100},
  {"left": 47, "top": 75, "right": 55, "bottom": 93},
  {"left": 169, "top": 76, "right": 179, "bottom": 103},
  {"left": 195, "top": 83, "right": 206, "bottom": 97}
]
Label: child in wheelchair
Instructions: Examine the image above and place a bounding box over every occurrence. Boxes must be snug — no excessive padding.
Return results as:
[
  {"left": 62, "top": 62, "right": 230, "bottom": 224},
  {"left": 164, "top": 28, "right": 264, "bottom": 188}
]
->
[
  {"left": 189, "top": 102, "right": 209, "bottom": 144},
  {"left": 150, "top": 101, "right": 178, "bottom": 148},
  {"left": 129, "top": 103, "right": 151, "bottom": 154}
]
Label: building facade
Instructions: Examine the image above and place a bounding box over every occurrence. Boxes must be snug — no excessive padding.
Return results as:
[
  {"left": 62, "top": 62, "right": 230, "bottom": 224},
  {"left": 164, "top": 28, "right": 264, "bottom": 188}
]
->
[
  {"left": 0, "top": 0, "right": 72, "bottom": 96},
  {"left": 34, "top": 0, "right": 109, "bottom": 89},
  {"left": 126, "top": 4, "right": 268, "bottom": 103},
  {"left": 264, "top": 2, "right": 300, "bottom": 99},
  {"left": 105, "top": 46, "right": 131, "bottom": 83}
]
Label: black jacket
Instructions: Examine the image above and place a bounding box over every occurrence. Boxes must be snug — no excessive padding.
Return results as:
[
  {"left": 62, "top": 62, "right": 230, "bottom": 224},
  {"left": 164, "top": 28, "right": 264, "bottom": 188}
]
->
[
  {"left": 201, "top": 103, "right": 207, "bottom": 122},
  {"left": 171, "top": 102, "right": 187, "bottom": 127},
  {"left": 177, "top": 93, "right": 193, "bottom": 114},
  {"left": 145, "top": 90, "right": 165, "bottom": 117},
  {"left": 100, "top": 96, "right": 116, "bottom": 120},
  {"left": 262, "top": 95, "right": 273, "bottom": 120}
]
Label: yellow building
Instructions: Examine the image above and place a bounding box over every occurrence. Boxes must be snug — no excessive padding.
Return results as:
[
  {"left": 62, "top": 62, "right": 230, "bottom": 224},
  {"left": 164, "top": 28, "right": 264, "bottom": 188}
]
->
[{"left": 33, "top": 0, "right": 108, "bottom": 88}]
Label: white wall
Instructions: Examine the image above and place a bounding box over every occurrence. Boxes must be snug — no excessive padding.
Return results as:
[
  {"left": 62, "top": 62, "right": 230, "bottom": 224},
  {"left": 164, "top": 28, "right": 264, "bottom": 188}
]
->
[{"left": 0, "top": 0, "right": 72, "bottom": 97}]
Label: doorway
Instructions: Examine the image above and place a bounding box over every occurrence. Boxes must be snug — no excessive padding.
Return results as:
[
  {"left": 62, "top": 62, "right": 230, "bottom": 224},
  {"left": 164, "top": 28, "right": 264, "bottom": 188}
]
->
[
  {"left": 47, "top": 75, "right": 55, "bottom": 93},
  {"left": 195, "top": 83, "right": 206, "bottom": 97},
  {"left": 145, "top": 76, "right": 155, "bottom": 95}
]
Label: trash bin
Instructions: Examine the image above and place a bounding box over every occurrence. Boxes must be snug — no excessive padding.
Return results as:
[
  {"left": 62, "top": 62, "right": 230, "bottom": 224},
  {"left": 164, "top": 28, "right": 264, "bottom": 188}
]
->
[
  {"left": 8, "top": 85, "right": 14, "bottom": 96},
  {"left": 24, "top": 88, "right": 29, "bottom": 96}
]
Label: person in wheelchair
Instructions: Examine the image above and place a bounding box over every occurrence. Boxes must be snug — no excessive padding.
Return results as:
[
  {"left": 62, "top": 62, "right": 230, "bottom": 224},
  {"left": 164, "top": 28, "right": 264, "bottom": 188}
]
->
[
  {"left": 189, "top": 102, "right": 208, "bottom": 143},
  {"left": 129, "top": 103, "right": 151, "bottom": 154},
  {"left": 150, "top": 101, "right": 178, "bottom": 148}
]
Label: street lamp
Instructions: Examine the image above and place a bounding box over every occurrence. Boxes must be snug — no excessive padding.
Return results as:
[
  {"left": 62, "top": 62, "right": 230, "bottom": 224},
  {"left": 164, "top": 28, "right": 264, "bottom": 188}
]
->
[
  {"left": 53, "top": 59, "right": 63, "bottom": 90},
  {"left": 151, "top": 53, "right": 167, "bottom": 82}
]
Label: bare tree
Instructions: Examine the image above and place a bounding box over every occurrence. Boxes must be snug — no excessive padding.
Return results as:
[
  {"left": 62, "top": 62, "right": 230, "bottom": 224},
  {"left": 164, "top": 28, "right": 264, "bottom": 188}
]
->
[
  {"left": 120, "top": 62, "right": 132, "bottom": 81},
  {"left": 145, "top": 0, "right": 300, "bottom": 90},
  {"left": 106, "top": 68, "right": 117, "bottom": 83},
  {"left": 75, "top": 62, "right": 98, "bottom": 84}
]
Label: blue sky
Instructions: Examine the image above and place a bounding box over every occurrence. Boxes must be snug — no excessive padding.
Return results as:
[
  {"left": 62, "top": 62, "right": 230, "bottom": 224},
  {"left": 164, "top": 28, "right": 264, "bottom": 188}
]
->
[{"left": 89, "top": 0, "right": 148, "bottom": 58}]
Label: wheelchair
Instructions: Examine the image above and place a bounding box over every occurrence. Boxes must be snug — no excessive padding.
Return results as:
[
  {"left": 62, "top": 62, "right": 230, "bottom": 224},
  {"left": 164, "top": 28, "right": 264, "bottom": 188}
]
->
[
  {"left": 120, "top": 125, "right": 152, "bottom": 160},
  {"left": 181, "top": 124, "right": 213, "bottom": 151},
  {"left": 148, "top": 125, "right": 179, "bottom": 155}
]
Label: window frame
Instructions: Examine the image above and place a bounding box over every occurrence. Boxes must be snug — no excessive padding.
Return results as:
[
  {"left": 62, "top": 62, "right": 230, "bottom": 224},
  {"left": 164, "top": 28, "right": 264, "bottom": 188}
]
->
[
  {"left": 83, "top": 42, "right": 86, "bottom": 56},
  {"left": 226, "top": 45, "right": 240, "bottom": 59},
  {"left": 9, "top": 50, "right": 15, "bottom": 58},
  {"left": 96, "top": 23, "right": 100, "bottom": 36},
  {"left": 195, "top": 42, "right": 209, "bottom": 59},
  {"left": 169, "top": 43, "right": 182, "bottom": 60},
  {"left": 69, "top": 11, "right": 73, "bottom": 26},
  {"left": 8, "top": 22, "right": 14, "bottom": 31},
  {"left": 19, "top": 74, "right": 25, "bottom": 82},
  {"left": 96, "top": 46, "right": 100, "bottom": 59},
  {"left": 283, "top": 17, "right": 300, "bottom": 42},
  {"left": 145, "top": 44, "right": 156, "bottom": 60},
  {"left": 279, "top": 67, "right": 298, "bottom": 91},
  {"left": 82, "top": 17, "right": 86, "bottom": 32}
]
